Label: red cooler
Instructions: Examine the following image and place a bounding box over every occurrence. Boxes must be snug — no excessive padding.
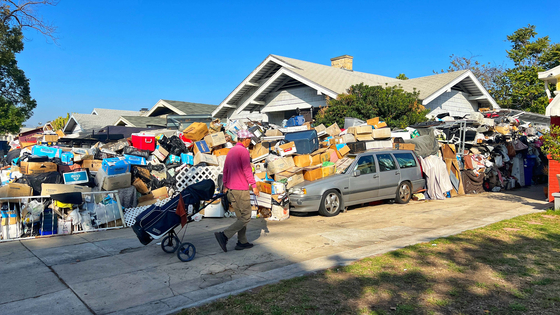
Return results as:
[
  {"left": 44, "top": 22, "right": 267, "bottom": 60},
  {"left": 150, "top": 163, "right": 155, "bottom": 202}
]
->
[{"left": 131, "top": 133, "right": 156, "bottom": 151}]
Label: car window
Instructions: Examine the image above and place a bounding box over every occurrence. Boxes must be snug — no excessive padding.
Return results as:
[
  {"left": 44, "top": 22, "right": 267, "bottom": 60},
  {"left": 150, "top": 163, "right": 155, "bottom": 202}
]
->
[
  {"left": 376, "top": 154, "right": 396, "bottom": 171},
  {"left": 393, "top": 153, "right": 417, "bottom": 169},
  {"left": 354, "top": 155, "right": 376, "bottom": 174}
]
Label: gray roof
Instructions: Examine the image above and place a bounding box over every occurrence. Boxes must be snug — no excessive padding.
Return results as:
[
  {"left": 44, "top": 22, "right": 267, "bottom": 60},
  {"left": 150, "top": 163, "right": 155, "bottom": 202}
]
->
[
  {"left": 92, "top": 108, "right": 142, "bottom": 116},
  {"left": 161, "top": 100, "right": 217, "bottom": 115},
  {"left": 64, "top": 113, "right": 121, "bottom": 135},
  {"left": 119, "top": 116, "right": 167, "bottom": 128},
  {"left": 272, "top": 55, "right": 468, "bottom": 100}
]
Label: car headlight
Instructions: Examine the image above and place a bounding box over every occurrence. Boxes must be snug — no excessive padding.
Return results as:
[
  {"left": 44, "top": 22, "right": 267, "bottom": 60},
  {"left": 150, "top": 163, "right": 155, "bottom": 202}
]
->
[{"left": 289, "top": 187, "right": 307, "bottom": 195}]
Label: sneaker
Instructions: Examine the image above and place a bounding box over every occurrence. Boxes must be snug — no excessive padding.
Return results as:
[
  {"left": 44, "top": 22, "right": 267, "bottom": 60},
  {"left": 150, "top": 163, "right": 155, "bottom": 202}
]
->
[
  {"left": 214, "top": 232, "right": 228, "bottom": 252},
  {"left": 235, "top": 242, "right": 254, "bottom": 250}
]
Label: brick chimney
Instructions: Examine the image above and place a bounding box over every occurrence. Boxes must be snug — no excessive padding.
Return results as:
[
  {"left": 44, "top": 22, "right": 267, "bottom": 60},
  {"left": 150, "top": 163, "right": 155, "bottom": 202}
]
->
[{"left": 330, "top": 55, "right": 353, "bottom": 71}]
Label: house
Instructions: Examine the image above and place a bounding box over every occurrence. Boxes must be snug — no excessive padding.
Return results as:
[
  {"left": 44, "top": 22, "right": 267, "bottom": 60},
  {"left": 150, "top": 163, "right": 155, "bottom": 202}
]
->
[
  {"left": 212, "top": 55, "right": 500, "bottom": 125},
  {"left": 113, "top": 99, "right": 217, "bottom": 130},
  {"left": 63, "top": 108, "right": 142, "bottom": 137}
]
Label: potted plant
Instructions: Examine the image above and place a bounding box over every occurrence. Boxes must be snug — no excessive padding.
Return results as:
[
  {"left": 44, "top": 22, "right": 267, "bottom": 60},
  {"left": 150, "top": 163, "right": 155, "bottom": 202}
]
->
[{"left": 541, "top": 125, "right": 560, "bottom": 187}]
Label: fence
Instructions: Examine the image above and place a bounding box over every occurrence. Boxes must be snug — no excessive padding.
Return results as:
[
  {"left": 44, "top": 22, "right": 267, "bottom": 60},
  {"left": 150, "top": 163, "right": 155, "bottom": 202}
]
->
[{"left": 0, "top": 191, "right": 123, "bottom": 242}]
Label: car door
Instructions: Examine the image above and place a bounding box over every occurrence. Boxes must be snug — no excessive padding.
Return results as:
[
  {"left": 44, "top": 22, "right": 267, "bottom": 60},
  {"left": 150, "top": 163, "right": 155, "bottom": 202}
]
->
[
  {"left": 392, "top": 152, "right": 422, "bottom": 188},
  {"left": 375, "top": 153, "right": 401, "bottom": 197},
  {"left": 348, "top": 154, "right": 379, "bottom": 203}
]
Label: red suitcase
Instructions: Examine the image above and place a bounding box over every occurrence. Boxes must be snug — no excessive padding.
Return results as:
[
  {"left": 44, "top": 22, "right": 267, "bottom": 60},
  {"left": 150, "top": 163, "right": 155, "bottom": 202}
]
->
[{"left": 131, "top": 133, "right": 156, "bottom": 151}]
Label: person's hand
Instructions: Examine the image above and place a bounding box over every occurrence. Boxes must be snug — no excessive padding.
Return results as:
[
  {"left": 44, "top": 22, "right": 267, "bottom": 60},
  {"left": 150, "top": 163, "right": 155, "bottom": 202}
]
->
[
  {"left": 252, "top": 186, "right": 259, "bottom": 196},
  {"left": 223, "top": 187, "right": 228, "bottom": 194}
]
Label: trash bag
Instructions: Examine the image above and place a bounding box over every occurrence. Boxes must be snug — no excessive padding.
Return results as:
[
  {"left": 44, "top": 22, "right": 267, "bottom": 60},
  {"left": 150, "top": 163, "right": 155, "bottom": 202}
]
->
[
  {"left": 15, "top": 171, "right": 63, "bottom": 195},
  {"left": 404, "top": 131, "right": 439, "bottom": 158},
  {"left": 3, "top": 149, "right": 21, "bottom": 166},
  {"left": 159, "top": 135, "right": 188, "bottom": 156}
]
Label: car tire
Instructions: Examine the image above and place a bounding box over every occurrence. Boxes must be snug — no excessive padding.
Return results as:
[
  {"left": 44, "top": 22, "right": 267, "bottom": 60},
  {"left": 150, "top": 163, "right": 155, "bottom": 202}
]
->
[
  {"left": 395, "top": 181, "right": 412, "bottom": 204},
  {"left": 318, "top": 190, "right": 343, "bottom": 217}
]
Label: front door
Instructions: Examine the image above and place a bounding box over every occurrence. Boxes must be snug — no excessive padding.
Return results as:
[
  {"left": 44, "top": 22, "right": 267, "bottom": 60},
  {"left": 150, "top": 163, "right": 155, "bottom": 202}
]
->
[
  {"left": 349, "top": 154, "right": 379, "bottom": 203},
  {"left": 375, "top": 153, "right": 401, "bottom": 197}
]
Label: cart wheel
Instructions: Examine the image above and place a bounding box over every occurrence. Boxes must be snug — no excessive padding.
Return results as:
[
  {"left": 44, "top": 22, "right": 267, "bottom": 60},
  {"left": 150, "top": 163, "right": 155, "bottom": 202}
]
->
[
  {"left": 177, "top": 242, "right": 196, "bottom": 262},
  {"left": 161, "top": 235, "right": 180, "bottom": 253}
]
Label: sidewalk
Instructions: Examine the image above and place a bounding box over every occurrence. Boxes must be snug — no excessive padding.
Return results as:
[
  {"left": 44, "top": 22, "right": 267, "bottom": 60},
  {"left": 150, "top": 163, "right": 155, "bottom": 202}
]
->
[{"left": 0, "top": 185, "right": 550, "bottom": 315}]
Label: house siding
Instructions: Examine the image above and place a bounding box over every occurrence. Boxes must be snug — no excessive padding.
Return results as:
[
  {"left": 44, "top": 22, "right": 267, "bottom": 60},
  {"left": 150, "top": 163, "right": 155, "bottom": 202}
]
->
[
  {"left": 425, "top": 90, "right": 478, "bottom": 118},
  {"left": 263, "top": 87, "right": 326, "bottom": 112}
]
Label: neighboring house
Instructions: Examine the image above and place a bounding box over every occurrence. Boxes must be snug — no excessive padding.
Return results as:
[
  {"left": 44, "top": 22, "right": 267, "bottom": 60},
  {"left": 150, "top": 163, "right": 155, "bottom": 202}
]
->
[
  {"left": 63, "top": 108, "right": 143, "bottom": 137},
  {"left": 113, "top": 116, "right": 167, "bottom": 129},
  {"left": 143, "top": 99, "right": 217, "bottom": 118},
  {"left": 212, "top": 55, "right": 499, "bottom": 125},
  {"left": 538, "top": 64, "right": 560, "bottom": 117},
  {"left": 113, "top": 99, "right": 217, "bottom": 129}
]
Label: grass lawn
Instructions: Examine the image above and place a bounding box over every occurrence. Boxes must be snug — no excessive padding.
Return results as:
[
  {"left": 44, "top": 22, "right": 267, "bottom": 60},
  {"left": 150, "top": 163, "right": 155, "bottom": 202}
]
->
[{"left": 179, "top": 210, "right": 560, "bottom": 315}]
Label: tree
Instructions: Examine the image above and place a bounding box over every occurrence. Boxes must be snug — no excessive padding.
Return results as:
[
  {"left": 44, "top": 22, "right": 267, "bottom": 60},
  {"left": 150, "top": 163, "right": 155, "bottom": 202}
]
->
[
  {"left": 315, "top": 83, "right": 429, "bottom": 129},
  {"left": 396, "top": 73, "right": 408, "bottom": 80},
  {"left": 492, "top": 25, "right": 560, "bottom": 113},
  {"left": 436, "top": 54, "right": 504, "bottom": 99},
  {"left": 0, "top": 1, "right": 57, "bottom": 134},
  {"left": 50, "top": 113, "right": 69, "bottom": 130}
]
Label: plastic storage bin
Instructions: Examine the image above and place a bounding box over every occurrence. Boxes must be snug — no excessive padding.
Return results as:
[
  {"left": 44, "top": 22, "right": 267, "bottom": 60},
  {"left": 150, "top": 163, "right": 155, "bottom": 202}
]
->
[{"left": 284, "top": 130, "right": 319, "bottom": 154}]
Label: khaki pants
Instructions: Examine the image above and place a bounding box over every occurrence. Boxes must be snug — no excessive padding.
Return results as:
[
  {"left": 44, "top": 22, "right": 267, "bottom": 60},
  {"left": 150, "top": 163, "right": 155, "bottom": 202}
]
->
[{"left": 223, "top": 189, "right": 251, "bottom": 244}]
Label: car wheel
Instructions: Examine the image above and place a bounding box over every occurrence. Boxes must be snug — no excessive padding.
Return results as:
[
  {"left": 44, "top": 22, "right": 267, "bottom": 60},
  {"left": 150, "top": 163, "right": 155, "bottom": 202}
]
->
[
  {"left": 395, "top": 181, "right": 412, "bottom": 204},
  {"left": 318, "top": 190, "right": 343, "bottom": 217}
]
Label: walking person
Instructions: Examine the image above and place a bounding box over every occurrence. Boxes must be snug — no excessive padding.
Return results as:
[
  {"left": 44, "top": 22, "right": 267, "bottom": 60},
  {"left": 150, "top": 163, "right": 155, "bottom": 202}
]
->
[{"left": 214, "top": 129, "right": 259, "bottom": 252}]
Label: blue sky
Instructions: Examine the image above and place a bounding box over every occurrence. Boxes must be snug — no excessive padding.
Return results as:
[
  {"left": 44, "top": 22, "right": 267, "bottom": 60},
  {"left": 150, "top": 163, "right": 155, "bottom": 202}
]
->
[{"left": 19, "top": 0, "right": 559, "bottom": 127}]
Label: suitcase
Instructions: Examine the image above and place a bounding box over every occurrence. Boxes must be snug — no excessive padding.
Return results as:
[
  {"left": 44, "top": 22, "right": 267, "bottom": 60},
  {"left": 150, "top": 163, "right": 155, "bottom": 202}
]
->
[
  {"left": 284, "top": 130, "right": 319, "bottom": 154},
  {"left": 131, "top": 133, "right": 156, "bottom": 151},
  {"left": 346, "top": 142, "right": 367, "bottom": 153}
]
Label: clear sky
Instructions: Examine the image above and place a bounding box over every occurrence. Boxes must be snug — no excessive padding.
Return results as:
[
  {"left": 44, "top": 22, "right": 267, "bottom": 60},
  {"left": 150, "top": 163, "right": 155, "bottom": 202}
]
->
[{"left": 18, "top": 0, "right": 559, "bottom": 127}]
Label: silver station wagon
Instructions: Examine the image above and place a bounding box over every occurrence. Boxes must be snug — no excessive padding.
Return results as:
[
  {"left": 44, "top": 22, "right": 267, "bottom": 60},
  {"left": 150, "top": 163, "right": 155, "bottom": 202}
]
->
[{"left": 289, "top": 149, "right": 425, "bottom": 216}]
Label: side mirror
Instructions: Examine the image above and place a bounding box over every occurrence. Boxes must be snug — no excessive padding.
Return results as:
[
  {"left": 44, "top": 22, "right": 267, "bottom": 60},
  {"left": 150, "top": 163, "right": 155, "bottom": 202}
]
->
[{"left": 353, "top": 170, "right": 361, "bottom": 177}]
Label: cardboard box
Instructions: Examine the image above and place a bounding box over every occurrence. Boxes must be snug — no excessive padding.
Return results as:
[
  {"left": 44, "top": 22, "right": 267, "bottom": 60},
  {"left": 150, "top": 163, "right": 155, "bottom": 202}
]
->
[
  {"left": 101, "top": 157, "right": 131, "bottom": 176},
  {"left": 393, "top": 143, "right": 416, "bottom": 151},
  {"left": 255, "top": 172, "right": 267, "bottom": 180},
  {"left": 0, "top": 183, "right": 32, "bottom": 199},
  {"left": 132, "top": 178, "right": 150, "bottom": 194},
  {"left": 356, "top": 135, "right": 374, "bottom": 141},
  {"left": 256, "top": 192, "right": 272, "bottom": 208},
  {"left": 63, "top": 171, "right": 89, "bottom": 185},
  {"left": 265, "top": 129, "right": 283, "bottom": 137},
  {"left": 256, "top": 182, "right": 272, "bottom": 194},
  {"left": 151, "top": 187, "right": 168, "bottom": 199},
  {"left": 294, "top": 154, "right": 313, "bottom": 167},
  {"left": 153, "top": 144, "right": 169, "bottom": 162},
  {"left": 1, "top": 224, "right": 21, "bottom": 239},
  {"left": 203, "top": 132, "right": 226, "bottom": 147},
  {"left": 314, "top": 124, "right": 327, "bottom": 134},
  {"left": 251, "top": 143, "right": 270, "bottom": 162},
  {"left": 213, "top": 148, "right": 230, "bottom": 157},
  {"left": 340, "top": 134, "right": 356, "bottom": 143},
  {"left": 322, "top": 165, "right": 336, "bottom": 178},
  {"left": 183, "top": 122, "right": 209, "bottom": 141},
  {"left": 41, "top": 184, "right": 92, "bottom": 195},
  {"left": 96, "top": 168, "right": 132, "bottom": 191},
  {"left": 325, "top": 123, "right": 341, "bottom": 137},
  {"left": 353, "top": 125, "right": 373, "bottom": 135},
  {"left": 276, "top": 142, "right": 297, "bottom": 157},
  {"left": 192, "top": 140, "right": 210, "bottom": 155},
  {"left": 311, "top": 151, "right": 330, "bottom": 165},
  {"left": 372, "top": 128, "right": 391, "bottom": 139},
  {"left": 303, "top": 167, "right": 323, "bottom": 182},
  {"left": 31, "top": 145, "right": 62, "bottom": 158},
  {"left": 20, "top": 161, "right": 57, "bottom": 175},
  {"left": 271, "top": 182, "right": 285, "bottom": 194},
  {"left": 335, "top": 157, "right": 354, "bottom": 174},
  {"left": 123, "top": 154, "right": 147, "bottom": 166},
  {"left": 267, "top": 157, "right": 294, "bottom": 175},
  {"left": 43, "top": 134, "right": 58, "bottom": 142},
  {"left": 180, "top": 153, "right": 194, "bottom": 165},
  {"left": 82, "top": 160, "right": 102, "bottom": 172},
  {"left": 194, "top": 153, "right": 219, "bottom": 166},
  {"left": 366, "top": 140, "right": 392, "bottom": 150},
  {"left": 374, "top": 121, "right": 388, "bottom": 129},
  {"left": 269, "top": 205, "right": 289, "bottom": 221},
  {"left": 285, "top": 171, "right": 304, "bottom": 189},
  {"left": 367, "top": 117, "right": 380, "bottom": 126}
]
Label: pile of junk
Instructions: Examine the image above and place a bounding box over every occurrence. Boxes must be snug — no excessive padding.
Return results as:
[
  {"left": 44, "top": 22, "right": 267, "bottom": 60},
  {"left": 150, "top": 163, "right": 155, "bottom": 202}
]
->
[{"left": 0, "top": 107, "right": 550, "bottom": 240}]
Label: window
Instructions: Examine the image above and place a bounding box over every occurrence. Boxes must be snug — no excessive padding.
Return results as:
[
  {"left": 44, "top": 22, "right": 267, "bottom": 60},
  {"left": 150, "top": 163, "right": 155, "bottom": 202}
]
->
[
  {"left": 354, "top": 155, "right": 376, "bottom": 174},
  {"left": 376, "top": 154, "right": 396, "bottom": 171},
  {"left": 393, "top": 153, "right": 417, "bottom": 169}
]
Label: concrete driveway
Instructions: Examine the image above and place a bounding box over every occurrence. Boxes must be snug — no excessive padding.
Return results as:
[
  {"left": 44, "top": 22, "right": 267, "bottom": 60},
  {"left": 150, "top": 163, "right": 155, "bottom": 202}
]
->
[{"left": 0, "top": 185, "right": 550, "bottom": 315}]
